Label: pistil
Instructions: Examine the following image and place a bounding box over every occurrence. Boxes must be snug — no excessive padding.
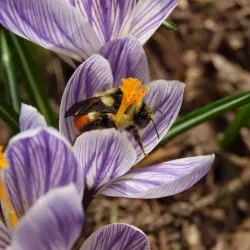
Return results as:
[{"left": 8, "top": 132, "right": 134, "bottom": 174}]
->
[{"left": 115, "top": 78, "right": 147, "bottom": 126}]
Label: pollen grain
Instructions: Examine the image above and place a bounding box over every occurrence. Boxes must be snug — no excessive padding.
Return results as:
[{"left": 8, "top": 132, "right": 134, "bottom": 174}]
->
[{"left": 115, "top": 78, "right": 147, "bottom": 126}]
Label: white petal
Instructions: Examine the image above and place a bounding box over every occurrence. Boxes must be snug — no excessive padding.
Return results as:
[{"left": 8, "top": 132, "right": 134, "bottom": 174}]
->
[
  {"left": 19, "top": 104, "right": 46, "bottom": 132},
  {"left": 0, "top": 0, "right": 101, "bottom": 61},
  {"left": 131, "top": 0, "right": 180, "bottom": 44},
  {"left": 80, "top": 223, "right": 150, "bottom": 250},
  {"left": 103, "top": 155, "right": 215, "bottom": 198}
]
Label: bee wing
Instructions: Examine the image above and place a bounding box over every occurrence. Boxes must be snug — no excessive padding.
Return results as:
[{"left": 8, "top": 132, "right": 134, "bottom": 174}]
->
[{"left": 64, "top": 97, "right": 116, "bottom": 118}]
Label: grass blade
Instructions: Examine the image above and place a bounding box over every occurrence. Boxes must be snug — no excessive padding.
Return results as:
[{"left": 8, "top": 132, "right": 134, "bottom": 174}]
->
[
  {"left": 0, "top": 100, "right": 19, "bottom": 132},
  {"left": 0, "top": 30, "right": 20, "bottom": 112},
  {"left": 156, "top": 91, "right": 250, "bottom": 148},
  {"left": 163, "top": 19, "right": 178, "bottom": 31},
  {"left": 9, "top": 34, "right": 57, "bottom": 127},
  {"left": 217, "top": 103, "right": 250, "bottom": 148}
]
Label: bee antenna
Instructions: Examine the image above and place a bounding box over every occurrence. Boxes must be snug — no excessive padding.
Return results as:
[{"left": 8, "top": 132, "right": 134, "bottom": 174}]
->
[
  {"left": 150, "top": 118, "right": 160, "bottom": 139},
  {"left": 154, "top": 107, "right": 163, "bottom": 114}
]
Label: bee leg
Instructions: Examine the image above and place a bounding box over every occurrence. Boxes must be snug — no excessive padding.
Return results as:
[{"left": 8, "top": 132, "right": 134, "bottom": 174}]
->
[{"left": 127, "top": 126, "right": 147, "bottom": 157}]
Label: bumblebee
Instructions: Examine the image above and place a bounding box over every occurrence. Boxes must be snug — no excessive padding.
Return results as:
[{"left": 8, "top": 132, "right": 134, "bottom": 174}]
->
[{"left": 65, "top": 78, "right": 159, "bottom": 156}]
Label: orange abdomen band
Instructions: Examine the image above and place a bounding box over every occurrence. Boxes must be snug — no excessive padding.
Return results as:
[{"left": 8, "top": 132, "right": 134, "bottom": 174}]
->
[{"left": 74, "top": 115, "right": 90, "bottom": 132}]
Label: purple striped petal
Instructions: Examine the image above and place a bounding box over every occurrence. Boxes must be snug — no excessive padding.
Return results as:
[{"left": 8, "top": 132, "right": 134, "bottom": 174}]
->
[
  {"left": 80, "top": 223, "right": 149, "bottom": 250},
  {"left": 102, "top": 155, "right": 214, "bottom": 198},
  {"left": 9, "top": 185, "right": 83, "bottom": 250},
  {"left": 19, "top": 104, "right": 46, "bottom": 132},
  {"left": 3, "top": 128, "right": 83, "bottom": 218},
  {"left": 59, "top": 54, "right": 113, "bottom": 143},
  {"left": 68, "top": 0, "right": 76, "bottom": 6},
  {"left": 100, "top": 37, "right": 150, "bottom": 87},
  {"left": 128, "top": 80, "right": 184, "bottom": 161},
  {"left": 131, "top": 0, "right": 179, "bottom": 44},
  {"left": 73, "top": 129, "right": 136, "bottom": 195},
  {"left": 0, "top": 0, "right": 101, "bottom": 61},
  {"left": 0, "top": 221, "right": 11, "bottom": 249},
  {"left": 76, "top": 0, "right": 136, "bottom": 45}
]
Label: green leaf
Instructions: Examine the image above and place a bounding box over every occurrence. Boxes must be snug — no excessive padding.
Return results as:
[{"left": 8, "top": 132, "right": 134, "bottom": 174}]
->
[
  {"left": 163, "top": 19, "right": 178, "bottom": 31},
  {"left": 0, "top": 30, "right": 20, "bottom": 112},
  {"left": 217, "top": 103, "right": 250, "bottom": 148},
  {"left": 9, "top": 34, "right": 57, "bottom": 127},
  {"left": 0, "top": 100, "right": 19, "bottom": 132},
  {"left": 156, "top": 91, "right": 250, "bottom": 148}
]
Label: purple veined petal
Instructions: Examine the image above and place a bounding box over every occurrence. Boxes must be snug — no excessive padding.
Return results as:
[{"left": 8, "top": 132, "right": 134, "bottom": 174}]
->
[
  {"left": 8, "top": 185, "right": 83, "bottom": 250},
  {"left": 19, "top": 104, "right": 46, "bottom": 132},
  {"left": 0, "top": 221, "right": 11, "bottom": 249},
  {"left": 100, "top": 37, "right": 150, "bottom": 87},
  {"left": 76, "top": 0, "right": 136, "bottom": 45},
  {"left": 127, "top": 80, "right": 185, "bottom": 162},
  {"left": 73, "top": 129, "right": 136, "bottom": 196},
  {"left": 68, "top": 0, "right": 76, "bottom": 7},
  {"left": 3, "top": 127, "right": 83, "bottom": 219},
  {"left": 59, "top": 54, "right": 113, "bottom": 143},
  {"left": 80, "top": 223, "right": 150, "bottom": 250},
  {"left": 130, "top": 0, "right": 180, "bottom": 44},
  {"left": 102, "top": 155, "right": 215, "bottom": 199},
  {"left": 0, "top": 0, "right": 102, "bottom": 61}
]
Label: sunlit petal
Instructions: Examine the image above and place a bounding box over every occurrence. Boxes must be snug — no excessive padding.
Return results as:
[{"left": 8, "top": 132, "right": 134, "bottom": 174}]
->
[
  {"left": 0, "top": 0, "right": 101, "bottom": 61},
  {"left": 100, "top": 37, "right": 150, "bottom": 88},
  {"left": 76, "top": 0, "right": 136, "bottom": 44},
  {"left": 73, "top": 129, "right": 136, "bottom": 195},
  {"left": 102, "top": 155, "right": 214, "bottom": 198},
  {"left": 131, "top": 0, "right": 180, "bottom": 44}
]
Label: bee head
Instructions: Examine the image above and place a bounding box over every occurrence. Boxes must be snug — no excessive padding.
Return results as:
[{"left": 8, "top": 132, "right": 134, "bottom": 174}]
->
[
  {"left": 133, "top": 103, "right": 152, "bottom": 129},
  {"left": 134, "top": 104, "right": 160, "bottom": 139}
]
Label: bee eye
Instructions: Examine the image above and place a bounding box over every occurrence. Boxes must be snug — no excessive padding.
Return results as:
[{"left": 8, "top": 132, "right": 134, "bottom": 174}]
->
[{"left": 134, "top": 113, "right": 150, "bottom": 129}]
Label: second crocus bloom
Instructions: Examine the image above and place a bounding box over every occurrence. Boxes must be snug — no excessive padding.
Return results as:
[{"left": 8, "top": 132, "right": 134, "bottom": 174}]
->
[
  {"left": 0, "top": 0, "right": 179, "bottom": 63},
  {"left": 0, "top": 129, "right": 150, "bottom": 250}
]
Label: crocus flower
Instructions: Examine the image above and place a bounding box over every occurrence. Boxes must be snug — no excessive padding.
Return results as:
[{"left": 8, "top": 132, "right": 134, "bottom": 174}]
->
[
  {"left": 0, "top": 127, "right": 149, "bottom": 249},
  {"left": 59, "top": 37, "right": 185, "bottom": 160},
  {"left": 0, "top": 0, "right": 179, "bottom": 62},
  {"left": 0, "top": 126, "right": 82, "bottom": 248},
  {"left": 1, "top": 184, "right": 150, "bottom": 250},
  {"left": 18, "top": 36, "right": 214, "bottom": 207},
  {"left": 0, "top": 127, "right": 83, "bottom": 224},
  {"left": 20, "top": 103, "right": 214, "bottom": 208}
]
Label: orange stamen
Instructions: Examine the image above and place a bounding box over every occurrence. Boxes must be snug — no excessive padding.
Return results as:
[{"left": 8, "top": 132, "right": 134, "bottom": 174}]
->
[
  {"left": 115, "top": 78, "right": 147, "bottom": 126},
  {"left": 0, "top": 147, "right": 18, "bottom": 228},
  {"left": 0, "top": 146, "right": 7, "bottom": 169}
]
